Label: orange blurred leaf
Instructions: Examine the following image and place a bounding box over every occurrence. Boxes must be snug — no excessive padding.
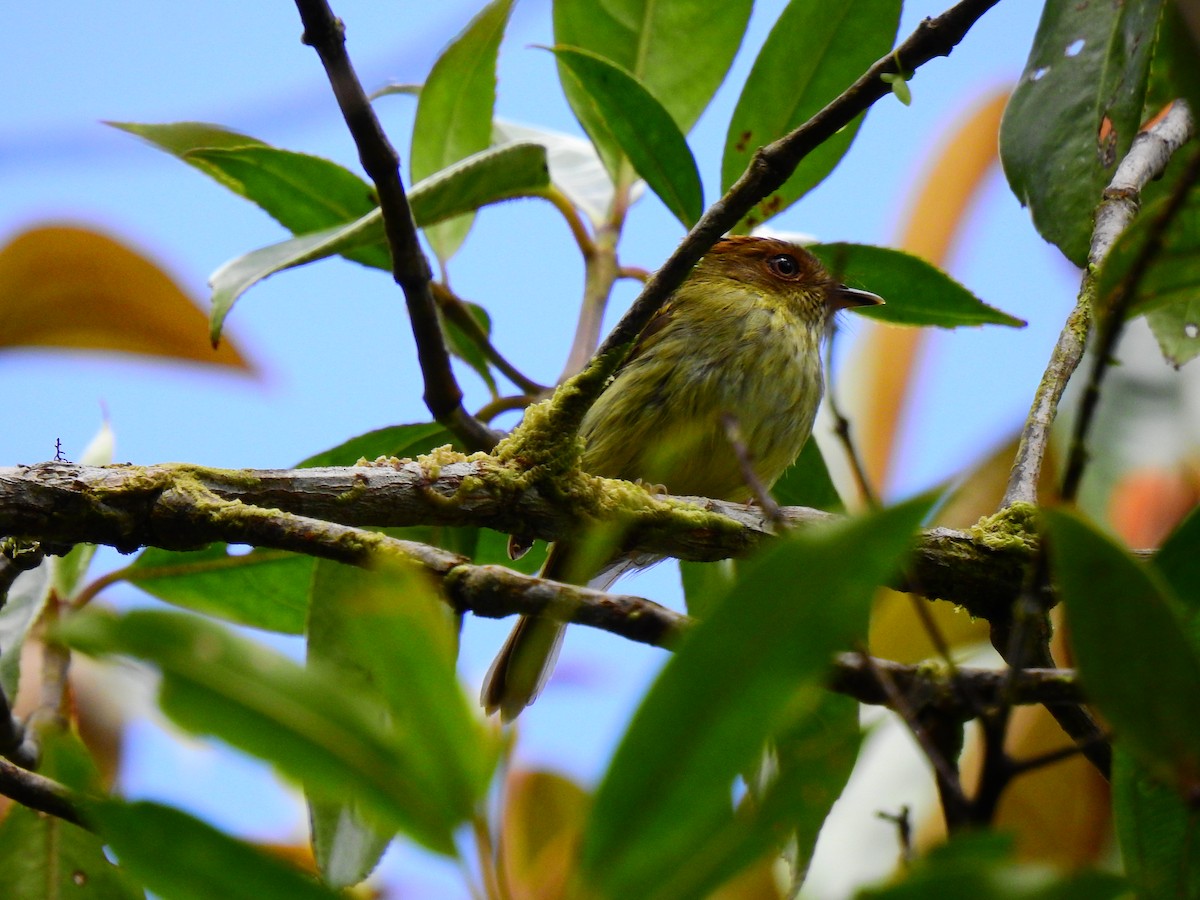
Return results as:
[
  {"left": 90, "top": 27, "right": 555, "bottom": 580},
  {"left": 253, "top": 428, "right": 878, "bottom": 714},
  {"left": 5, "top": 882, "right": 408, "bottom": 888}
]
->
[
  {"left": 0, "top": 224, "right": 251, "bottom": 369},
  {"left": 499, "top": 769, "right": 589, "bottom": 900},
  {"left": 848, "top": 89, "right": 1010, "bottom": 496}
]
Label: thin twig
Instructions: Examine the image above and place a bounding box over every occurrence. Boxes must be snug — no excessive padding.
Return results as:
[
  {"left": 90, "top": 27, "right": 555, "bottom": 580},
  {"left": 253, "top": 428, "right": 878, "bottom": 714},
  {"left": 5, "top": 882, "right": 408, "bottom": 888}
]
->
[
  {"left": 538, "top": 186, "right": 597, "bottom": 259},
  {"left": 293, "top": 1, "right": 498, "bottom": 451},
  {"left": 719, "top": 412, "right": 784, "bottom": 528},
  {"left": 859, "top": 648, "right": 972, "bottom": 827},
  {"left": 1061, "top": 144, "right": 1200, "bottom": 502},
  {"left": 0, "top": 756, "right": 88, "bottom": 829},
  {"left": 559, "top": 221, "right": 623, "bottom": 381},
  {"left": 876, "top": 806, "right": 914, "bottom": 864},
  {"left": 1003, "top": 100, "right": 1196, "bottom": 508},
  {"left": 431, "top": 283, "right": 551, "bottom": 395},
  {"left": 824, "top": 322, "right": 880, "bottom": 509}
]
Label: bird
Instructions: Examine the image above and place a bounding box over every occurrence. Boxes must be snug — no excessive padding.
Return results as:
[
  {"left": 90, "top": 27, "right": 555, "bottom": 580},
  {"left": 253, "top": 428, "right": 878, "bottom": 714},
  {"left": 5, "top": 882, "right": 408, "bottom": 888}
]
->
[{"left": 481, "top": 235, "right": 883, "bottom": 721}]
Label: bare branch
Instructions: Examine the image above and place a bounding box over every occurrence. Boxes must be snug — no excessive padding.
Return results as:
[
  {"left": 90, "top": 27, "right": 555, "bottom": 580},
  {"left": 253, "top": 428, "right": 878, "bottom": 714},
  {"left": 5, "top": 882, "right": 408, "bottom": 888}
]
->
[
  {"left": 0, "top": 757, "right": 88, "bottom": 829},
  {"left": 293, "top": 0, "right": 499, "bottom": 452},
  {"left": 1062, "top": 142, "right": 1200, "bottom": 503},
  {"left": 1003, "top": 100, "right": 1196, "bottom": 508}
]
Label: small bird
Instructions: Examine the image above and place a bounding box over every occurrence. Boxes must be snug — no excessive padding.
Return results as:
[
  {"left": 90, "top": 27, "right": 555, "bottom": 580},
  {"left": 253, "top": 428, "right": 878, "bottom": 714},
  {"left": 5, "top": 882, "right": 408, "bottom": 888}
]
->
[{"left": 481, "top": 235, "right": 882, "bottom": 720}]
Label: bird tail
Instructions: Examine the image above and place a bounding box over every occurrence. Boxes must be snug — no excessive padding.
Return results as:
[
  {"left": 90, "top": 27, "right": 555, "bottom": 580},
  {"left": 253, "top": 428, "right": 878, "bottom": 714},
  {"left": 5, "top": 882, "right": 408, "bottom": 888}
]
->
[
  {"left": 481, "top": 539, "right": 635, "bottom": 720},
  {"left": 480, "top": 614, "right": 566, "bottom": 722}
]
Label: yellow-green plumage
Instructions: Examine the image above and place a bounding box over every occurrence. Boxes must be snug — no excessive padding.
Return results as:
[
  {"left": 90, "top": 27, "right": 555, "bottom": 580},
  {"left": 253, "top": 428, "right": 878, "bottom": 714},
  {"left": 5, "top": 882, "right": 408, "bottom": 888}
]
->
[{"left": 482, "top": 236, "right": 882, "bottom": 720}]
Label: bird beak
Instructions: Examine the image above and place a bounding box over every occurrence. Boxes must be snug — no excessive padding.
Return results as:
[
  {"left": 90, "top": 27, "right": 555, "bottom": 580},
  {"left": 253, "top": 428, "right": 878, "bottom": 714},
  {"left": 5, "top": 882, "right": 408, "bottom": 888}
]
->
[{"left": 830, "top": 284, "right": 884, "bottom": 311}]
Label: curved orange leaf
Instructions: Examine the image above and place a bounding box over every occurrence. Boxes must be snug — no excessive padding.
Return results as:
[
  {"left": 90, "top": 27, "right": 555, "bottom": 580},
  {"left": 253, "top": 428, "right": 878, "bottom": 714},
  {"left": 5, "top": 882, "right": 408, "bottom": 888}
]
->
[{"left": 0, "top": 224, "right": 252, "bottom": 370}]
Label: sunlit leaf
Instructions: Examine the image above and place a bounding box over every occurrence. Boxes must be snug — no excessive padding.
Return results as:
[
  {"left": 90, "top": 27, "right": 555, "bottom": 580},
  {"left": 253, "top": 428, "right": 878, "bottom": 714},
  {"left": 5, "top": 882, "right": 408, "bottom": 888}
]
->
[
  {"left": 1044, "top": 509, "right": 1200, "bottom": 795},
  {"left": 0, "top": 225, "right": 250, "bottom": 368},
  {"left": 550, "top": 47, "right": 702, "bottom": 228},
  {"left": 999, "top": 0, "right": 1166, "bottom": 265},
  {"left": 809, "top": 243, "right": 1025, "bottom": 328},
  {"left": 412, "top": 0, "right": 515, "bottom": 261},
  {"left": 554, "top": 0, "right": 751, "bottom": 179},
  {"left": 106, "top": 120, "right": 268, "bottom": 189},
  {"left": 582, "top": 496, "right": 932, "bottom": 899},
  {"left": 60, "top": 609, "right": 471, "bottom": 855},
  {"left": 91, "top": 800, "right": 337, "bottom": 900},
  {"left": 723, "top": 0, "right": 902, "bottom": 232},
  {"left": 0, "top": 564, "right": 51, "bottom": 703},
  {"left": 493, "top": 119, "right": 625, "bottom": 226}
]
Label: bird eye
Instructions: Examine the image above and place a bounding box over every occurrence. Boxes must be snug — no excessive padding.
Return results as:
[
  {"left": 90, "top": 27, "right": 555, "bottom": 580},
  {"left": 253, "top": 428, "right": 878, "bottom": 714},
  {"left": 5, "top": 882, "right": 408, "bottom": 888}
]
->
[{"left": 767, "top": 253, "right": 800, "bottom": 278}]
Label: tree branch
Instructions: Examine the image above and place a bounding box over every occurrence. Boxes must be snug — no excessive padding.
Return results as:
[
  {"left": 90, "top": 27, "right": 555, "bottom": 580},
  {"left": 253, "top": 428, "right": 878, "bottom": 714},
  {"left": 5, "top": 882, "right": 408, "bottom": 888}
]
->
[
  {"left": 1003, "top": 100, "right": 1196, "bottom": 508},
  {"left": 293, "top": 0, "right": 499, "bottom": 452},
  {"left": 1, "top": 461, "right": 1034, "bottom": 620},
  {"left": 0, "top": 757, "right": 88, "bottom": 829},
  {"left": 592, "top": 0, "right": 1002, "bottom": 371},
  {"left": 1061, "top": 141, "right": 1200, "bottom": 502}
]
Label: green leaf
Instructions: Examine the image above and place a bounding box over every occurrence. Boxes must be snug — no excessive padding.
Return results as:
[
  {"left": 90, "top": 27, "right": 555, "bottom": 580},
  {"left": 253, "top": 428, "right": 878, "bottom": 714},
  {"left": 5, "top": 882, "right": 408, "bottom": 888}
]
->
[
  {"left": 208, "top": 210, "right": 385, "bottom": 343},
  {"left": 126, "top": 545, "right": 312, "bottom": 635},
  {"left": 723, "top": 0, "right": 902, "bottom": 232},
  {"left": 184, "top": 147, "right": 378, "bottom": 246},
  {"left": 550, "top": 47, "right": 702, "bottom": 228},
  {"left": 739, "top": 691, "right": 861, "bottom": 896},
  {"left": 107, "top": 120, "right": 268, "bottom": 191},
  {"left": 1096, "top": 157, "right": 1200, "bottom": 316},
  {"left": 443, "top": 299, "right": 498, "bottom": 394},
  {"left": 207, "top": 142, "right": 548, "bottom": 340},
  {"left": 808, "top": 243, "right": 1026, "bottom": 328},
  {"left": 1093, "top": 155, "right": 1200, "bottom": 366},
  {"left": 412, "top": 0, "right": 515, "bottom": 262},
  {"left": 1146, "top": 297, "right": 1200, "bottom": 367},
  {"left": 0, "top": 564, "right": 52, "bottom": 701},
  {"left": 60, "top": 609, "right": 471, "bottom": 855},
  {"left": 91, "top": 801, "right": 337, "bottom": 900},
  {"left": 999, "top": 0, "right": 1166, "bottom": 266},
  {"left": 1113, "top": 748, "right": 1200, "bottom": 900},
  {"left": 298, "top": 422, "right": 456, "bottom": 467},
  {"left": 0, "top": 733, "right": 144, "bottom": 900},
  {"left": 307, "top": 563, "right": 498, "bottom": 828},
  {"left": 1044, "top": 509, "right": 1200, "bottom": 795},
  {"left": 554, "top": 0, "right": 751, "bottom": 180},
  {"left": 1153, "top": 503, "right": 1200, "bottom": 614},
  {"left": 307, "top": 798, "right": 390, "bottom": 890},
  {"left": 858, "top": 831, "right": 1127, "bottom": 899},
  {"left": 110, "top": 121, "right": 384, "bottom": 267},
  {"left": 581, "top": 495, "right": 933, "bottom": 899},
  {"left": 410, "top": 142, "right": 549, "bottom": 231},
  {"left": 772, "top": 439, "right": 844, "bottom": 513}
]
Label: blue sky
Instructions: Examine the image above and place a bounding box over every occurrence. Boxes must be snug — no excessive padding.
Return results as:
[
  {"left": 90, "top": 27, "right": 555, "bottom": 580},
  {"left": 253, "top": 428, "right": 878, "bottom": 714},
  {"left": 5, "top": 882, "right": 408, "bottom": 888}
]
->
[{"left": 3, "top": 1, "right": 1081, "bottom": 895}]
